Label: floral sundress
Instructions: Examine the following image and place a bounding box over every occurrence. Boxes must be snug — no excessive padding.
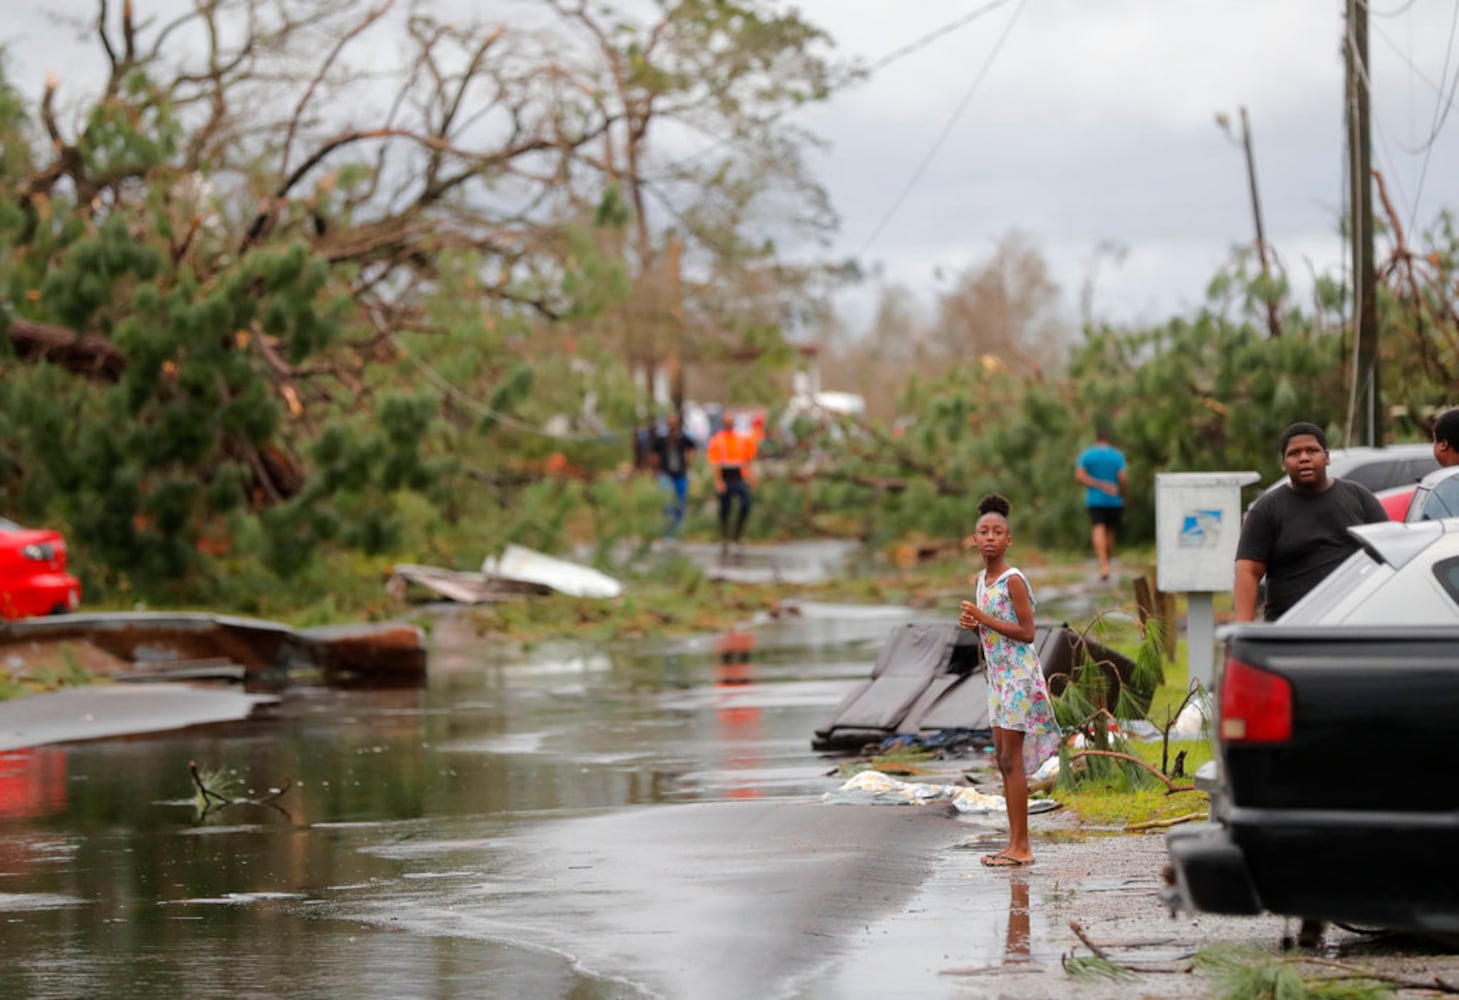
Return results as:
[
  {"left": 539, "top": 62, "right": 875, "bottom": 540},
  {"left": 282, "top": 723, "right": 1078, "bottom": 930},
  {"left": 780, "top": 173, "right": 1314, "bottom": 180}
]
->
[{"left": 976, "top": 567, "right": 1063, "bottom": 775}]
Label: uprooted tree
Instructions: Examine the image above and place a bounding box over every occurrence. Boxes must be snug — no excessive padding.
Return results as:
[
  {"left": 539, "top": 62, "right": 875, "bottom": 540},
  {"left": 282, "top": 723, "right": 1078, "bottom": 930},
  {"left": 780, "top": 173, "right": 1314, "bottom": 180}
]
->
[{"left": 0, "top": 0, "right": 846, "bottom": 600}]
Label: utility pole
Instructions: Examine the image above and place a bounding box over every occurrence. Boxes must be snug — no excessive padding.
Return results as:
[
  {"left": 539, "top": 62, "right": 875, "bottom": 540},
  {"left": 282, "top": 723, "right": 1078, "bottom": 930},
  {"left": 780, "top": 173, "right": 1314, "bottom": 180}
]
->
[
  {"left": 1239, "top": 108, "right": 1281, "bottom": 338},
  {"left": 1216, "top": 108, "right": 1280, "bottom": 337},
  {"left": 1346, "top": 0, "right": 1381, "bottom": 445},
  {"left": 666, "top": 231, "right": 686, "bottom": 416}
]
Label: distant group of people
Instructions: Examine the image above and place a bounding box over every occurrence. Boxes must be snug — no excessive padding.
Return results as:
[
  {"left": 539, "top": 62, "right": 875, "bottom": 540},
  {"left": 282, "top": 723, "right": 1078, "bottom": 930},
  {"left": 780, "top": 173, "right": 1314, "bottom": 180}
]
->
[{"left": 645, "top": 409, "right": 762, "bottom": 552}]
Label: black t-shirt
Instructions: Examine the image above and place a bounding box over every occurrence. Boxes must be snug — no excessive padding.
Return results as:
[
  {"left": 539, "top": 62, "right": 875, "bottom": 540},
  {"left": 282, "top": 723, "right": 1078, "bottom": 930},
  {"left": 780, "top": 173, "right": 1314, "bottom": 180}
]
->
[
  {"left": 652, "top": 433, "right": 695, "bottom": 477},
  {"left": 1236, "top": 478, "right": 1388, "bottom": 620}
]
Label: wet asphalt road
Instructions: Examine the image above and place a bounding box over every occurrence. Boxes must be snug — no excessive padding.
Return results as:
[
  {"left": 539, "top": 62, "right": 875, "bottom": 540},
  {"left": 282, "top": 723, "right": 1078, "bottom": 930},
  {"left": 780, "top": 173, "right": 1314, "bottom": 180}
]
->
[{"left": 4, "top": 542, "right": 1459, "bottom": 997}]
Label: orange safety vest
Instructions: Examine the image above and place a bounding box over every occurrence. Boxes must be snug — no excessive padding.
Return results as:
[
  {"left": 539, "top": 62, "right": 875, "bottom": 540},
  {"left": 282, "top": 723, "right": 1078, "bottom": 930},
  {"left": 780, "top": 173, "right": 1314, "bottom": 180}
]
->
[{"left": 707, "top": 429, "right": 757, "bottom": 468}]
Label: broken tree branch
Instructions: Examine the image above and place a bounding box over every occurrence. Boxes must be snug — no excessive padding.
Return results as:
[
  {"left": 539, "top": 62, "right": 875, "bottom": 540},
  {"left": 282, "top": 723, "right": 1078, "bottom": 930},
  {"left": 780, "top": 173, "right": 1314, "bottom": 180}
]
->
[
  {"left": 7, "top": 318, "right": 126, "bottom": 381},
  {"left": 189, "top": 760, "right": 294, "bottom": 819},
  {"left": 1124, "top": 812, "right": 1206, "bottom": 832},
  {"left": 1066, "top": 750, "right": 1196, "bottom": 794}
]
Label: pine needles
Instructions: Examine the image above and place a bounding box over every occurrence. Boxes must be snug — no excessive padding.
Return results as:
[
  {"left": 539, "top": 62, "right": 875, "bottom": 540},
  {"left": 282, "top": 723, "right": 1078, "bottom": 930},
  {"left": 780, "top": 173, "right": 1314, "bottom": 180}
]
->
[{"left": 1195, "top": 947, "right": 1398, "bottom": 1000}]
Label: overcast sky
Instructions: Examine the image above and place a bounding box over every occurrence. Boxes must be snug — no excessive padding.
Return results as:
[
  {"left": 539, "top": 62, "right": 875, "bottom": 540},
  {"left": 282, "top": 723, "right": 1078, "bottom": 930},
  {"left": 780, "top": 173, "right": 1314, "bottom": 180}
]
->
[
  {"left": 791, "top": 0, "right": 1459, "bottom": 332},
  {"left": 8, "top": 1, "right": 1459, "bottom": 334}
]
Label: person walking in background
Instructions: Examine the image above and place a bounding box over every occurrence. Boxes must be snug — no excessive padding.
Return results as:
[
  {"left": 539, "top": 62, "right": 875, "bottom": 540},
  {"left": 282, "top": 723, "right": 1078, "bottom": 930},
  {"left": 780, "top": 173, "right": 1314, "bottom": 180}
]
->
[
  {"left": 1075, "top": 425, "right": 1127, "bottom": 581},
  {"left": 958, "top": 493, "right": 1062, "bottom": 868},
  {"left": 1234, "top": 421, "right": 1388, "bottom": 622},
  {"left": 650, "top": 413, "right": 696, "bottom": 539},
  {"left": 706, "top": 409, "right": 757, "bottom": 556},
  {"left": 1432, "top": 406, "right": 1459, "bottom": 468}
]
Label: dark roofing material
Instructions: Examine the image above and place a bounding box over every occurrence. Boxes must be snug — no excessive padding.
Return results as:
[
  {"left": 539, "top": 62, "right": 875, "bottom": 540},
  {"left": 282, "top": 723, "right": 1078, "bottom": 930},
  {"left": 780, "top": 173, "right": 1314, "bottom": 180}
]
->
[{"left": 810, "top": 622, "right": 1141, "bottom": 753}]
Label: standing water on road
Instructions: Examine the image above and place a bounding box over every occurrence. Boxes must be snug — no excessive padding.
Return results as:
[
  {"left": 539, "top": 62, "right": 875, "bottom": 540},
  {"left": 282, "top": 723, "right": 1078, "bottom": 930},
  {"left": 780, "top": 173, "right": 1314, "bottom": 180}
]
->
[{"left": 0, "top": 602, "right": 1070, "bottom": 999}]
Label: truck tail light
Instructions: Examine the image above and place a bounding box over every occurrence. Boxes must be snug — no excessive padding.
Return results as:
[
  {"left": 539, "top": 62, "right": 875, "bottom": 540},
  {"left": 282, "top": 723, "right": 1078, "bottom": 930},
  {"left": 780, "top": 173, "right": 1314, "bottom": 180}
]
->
[{"left": 1219, "top": 657, "right": 1292, "bottom": 743}]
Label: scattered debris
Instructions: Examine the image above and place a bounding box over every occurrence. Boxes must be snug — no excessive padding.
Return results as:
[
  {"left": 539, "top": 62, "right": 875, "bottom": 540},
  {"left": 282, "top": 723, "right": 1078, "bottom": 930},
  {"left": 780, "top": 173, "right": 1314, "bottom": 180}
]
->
[
  {"left": 481, "top": 544, "right": 623, "bottom": 599},
  {"left": 1124, "top": 812, "right": 1207, "bottom": 832},
  {"left": 1065, "top": 748, "right": 1196, "bottom": 794},
  {"left": 0, "top": 613, "right": 426, "bottom": 686},
  {"left": 822, "top": 769, "right": 1060, "bottom": 815},
  {"left": 122, "top": 658, "right": 248, "bottom": 683},
  {"left": 812, "top": 622, "right": 1143, "bottom": 753},
  {"left": 1195, "top": 944, "right": 1459, "bottom": 998},
  {"left": 387, "top": 563, "right": 548, "bottom": 604},
  {"left": 189, "top": 760, "right": 293, "bottom": 821}
]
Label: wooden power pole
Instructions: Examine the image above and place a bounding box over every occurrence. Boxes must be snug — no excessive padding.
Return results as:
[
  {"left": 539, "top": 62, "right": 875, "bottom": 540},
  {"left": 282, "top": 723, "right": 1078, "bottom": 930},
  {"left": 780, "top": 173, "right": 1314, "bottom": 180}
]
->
[
  {"left": 1238, "top": 108, "right": 1282, "bottom": 338},
  {"left": 1346, "top": 0, "right": 1381, "bottom": 445}
]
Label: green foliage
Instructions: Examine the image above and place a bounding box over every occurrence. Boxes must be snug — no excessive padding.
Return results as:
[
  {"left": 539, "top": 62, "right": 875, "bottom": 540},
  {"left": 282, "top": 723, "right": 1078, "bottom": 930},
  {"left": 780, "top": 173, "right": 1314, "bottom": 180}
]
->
[
  {"left": 1195, "top": 947, "right": 1395, "bottom": 1000},
  {"left": 770, "top": 294, "right": 1370, "bottom": 552},
  {"left": 1051, "top": 616, "right": 1170, "bottom": 795},
  {"left": 1062, "top": 955, "right": 1136, "bottom": 982}
]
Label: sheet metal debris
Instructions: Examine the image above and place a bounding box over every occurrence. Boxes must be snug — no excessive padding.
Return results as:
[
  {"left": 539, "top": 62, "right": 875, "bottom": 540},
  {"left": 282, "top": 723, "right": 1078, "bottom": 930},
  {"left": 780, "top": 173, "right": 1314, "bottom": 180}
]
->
[
  {"left": 0, "top": 613, "right": 426, "bottom": 685},
  {"left": 481, "top": 545, "right": 623, "bottom": 599}
]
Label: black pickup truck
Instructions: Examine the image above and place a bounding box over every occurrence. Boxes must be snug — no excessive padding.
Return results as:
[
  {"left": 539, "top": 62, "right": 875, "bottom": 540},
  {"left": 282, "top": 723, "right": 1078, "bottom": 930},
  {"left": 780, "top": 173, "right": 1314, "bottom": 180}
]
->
[{"left": 1164, "top": 623, "right": 1459, "bottom": 938}]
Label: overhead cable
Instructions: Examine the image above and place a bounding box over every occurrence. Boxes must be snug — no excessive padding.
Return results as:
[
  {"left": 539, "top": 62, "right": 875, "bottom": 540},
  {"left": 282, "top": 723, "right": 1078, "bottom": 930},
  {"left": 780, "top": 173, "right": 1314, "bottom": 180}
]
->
[
  {"left": 854, "top": 0, "right": 1027, "bottom": 259},
  {"left": 652, "top": 0, "right": 1023, "bottom": 179}
]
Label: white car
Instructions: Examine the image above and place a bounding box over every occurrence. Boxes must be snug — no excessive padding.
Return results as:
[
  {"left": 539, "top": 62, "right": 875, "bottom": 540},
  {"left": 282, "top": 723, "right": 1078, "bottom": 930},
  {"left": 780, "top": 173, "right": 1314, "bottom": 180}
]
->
[{"left": 1280, "top": 517, "right": 1459, "bottom": 625}]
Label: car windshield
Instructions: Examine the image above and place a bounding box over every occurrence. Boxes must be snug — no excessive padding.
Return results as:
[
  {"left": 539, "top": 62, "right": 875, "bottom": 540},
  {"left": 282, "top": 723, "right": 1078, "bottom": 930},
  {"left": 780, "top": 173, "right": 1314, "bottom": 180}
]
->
[
  {"left": 0, "top": 517, "right": 20, "bottom": 531},
  {"left": 1408, "top": 474, "right": 1459, "bottom": 522}
]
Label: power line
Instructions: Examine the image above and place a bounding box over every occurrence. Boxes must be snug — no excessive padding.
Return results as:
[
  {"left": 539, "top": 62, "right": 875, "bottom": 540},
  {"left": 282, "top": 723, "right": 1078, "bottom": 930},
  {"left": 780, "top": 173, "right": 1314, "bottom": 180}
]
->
[
  {"left": 1365, "top": 12, "right": 1459, "bottom": 147},
  {"left": 863, "top": 0, "right": 1023, "bottom": 76},
  {"left": 854, "top": 1, "right": 1026, "bottom": 260},
  {"left": 389, "top": 333, "right": 627, "bottom": 443},
  {"left": 1356, "top": 4, "right": 1459, "bottom": 234},
  {"left": 1370, "top": 13, "right": 1451, "bottom": 106},
  {"left": 1405, "top": 0, "right": 1459, "bottom": 229},
  {"left": 651, "top": 0, "right": 1023, "bottom": 179},
  {"left": 1362, "top": 0, "right": 1423, "bottom": 18}
]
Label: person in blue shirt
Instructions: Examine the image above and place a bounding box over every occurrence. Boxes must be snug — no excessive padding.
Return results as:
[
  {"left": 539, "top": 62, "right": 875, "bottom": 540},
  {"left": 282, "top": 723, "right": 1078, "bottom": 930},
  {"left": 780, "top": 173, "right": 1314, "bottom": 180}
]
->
[{"left": 1075, "top": 426, "right": 1127, "bottom": 581}]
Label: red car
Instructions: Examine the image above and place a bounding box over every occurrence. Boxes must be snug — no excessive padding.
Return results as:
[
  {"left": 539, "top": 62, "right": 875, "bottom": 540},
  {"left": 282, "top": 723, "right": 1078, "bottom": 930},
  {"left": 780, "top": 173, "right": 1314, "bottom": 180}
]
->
[
  {"left": 1374, "top": 484, "right": 1417, "bottom": 521},
  {"left": 0, "top": 518, "right": 81, "bottom": 620}
]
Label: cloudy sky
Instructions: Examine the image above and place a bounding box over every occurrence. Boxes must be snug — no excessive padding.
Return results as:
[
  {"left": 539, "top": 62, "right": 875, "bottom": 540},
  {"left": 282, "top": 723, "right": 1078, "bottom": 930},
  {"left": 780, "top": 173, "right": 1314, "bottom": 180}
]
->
[
  {"left": 9, "top": 1, "right": 1459, "bottom": 333},
  {"left": 788, "top": 0, "right": 1459, "bottom": 331}
]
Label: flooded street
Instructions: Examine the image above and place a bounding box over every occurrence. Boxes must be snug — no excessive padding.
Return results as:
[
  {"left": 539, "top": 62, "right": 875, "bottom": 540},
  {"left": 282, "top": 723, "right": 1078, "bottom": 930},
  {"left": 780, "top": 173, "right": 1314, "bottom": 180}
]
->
[
  {"left": 6, "top": 594, "right": 1453, "bottom": 999},
  {"left": 0, "top": 601, "right": 1040, "bottom": 1000}
]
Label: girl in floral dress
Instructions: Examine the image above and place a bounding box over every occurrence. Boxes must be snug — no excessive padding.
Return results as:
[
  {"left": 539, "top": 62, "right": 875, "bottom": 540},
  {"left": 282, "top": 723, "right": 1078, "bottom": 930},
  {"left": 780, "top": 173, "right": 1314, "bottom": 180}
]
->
[{"left": 958, "top": 493, "right": 1062, "bottom": 867}]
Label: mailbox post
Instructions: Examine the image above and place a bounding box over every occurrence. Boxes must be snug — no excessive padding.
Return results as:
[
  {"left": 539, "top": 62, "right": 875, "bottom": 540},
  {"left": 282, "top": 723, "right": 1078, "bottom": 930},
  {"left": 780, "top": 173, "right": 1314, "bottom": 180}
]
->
[{"left": 1155, "top": 471, "right": 1260, "bottom": 690}]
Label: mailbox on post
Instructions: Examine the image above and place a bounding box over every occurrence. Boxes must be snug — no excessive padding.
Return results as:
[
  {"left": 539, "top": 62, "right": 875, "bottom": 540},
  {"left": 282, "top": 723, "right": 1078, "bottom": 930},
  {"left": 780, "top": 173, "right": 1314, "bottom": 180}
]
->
[{"left": 1155, "top": 471, "right": 1260, "bottom": 689}]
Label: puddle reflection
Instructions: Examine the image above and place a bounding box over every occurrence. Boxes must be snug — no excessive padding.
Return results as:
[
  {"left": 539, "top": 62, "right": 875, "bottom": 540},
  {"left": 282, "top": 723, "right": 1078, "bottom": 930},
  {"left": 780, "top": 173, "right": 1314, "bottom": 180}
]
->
[
  {"left": 0, "top": 747, "right": 67, "bottom": 819},
  {"left": 1004, "top": 873, "right": 1032, "bottom": 965},
  {"left": 714, "top": 630, "right": 762, "bottom": 799}
]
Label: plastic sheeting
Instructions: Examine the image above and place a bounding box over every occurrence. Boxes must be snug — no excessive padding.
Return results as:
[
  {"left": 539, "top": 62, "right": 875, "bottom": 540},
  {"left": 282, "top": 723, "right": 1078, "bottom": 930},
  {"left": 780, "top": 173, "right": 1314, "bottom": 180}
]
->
[{"left": 822, "top": 770, "right": 1060, "bottom": 815}]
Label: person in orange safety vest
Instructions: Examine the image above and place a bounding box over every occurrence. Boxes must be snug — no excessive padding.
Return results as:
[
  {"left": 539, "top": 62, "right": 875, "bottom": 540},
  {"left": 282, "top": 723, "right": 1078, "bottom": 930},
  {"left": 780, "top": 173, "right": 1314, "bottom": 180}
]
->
[{"left": 706, "top": 410, "right": 757, "bottom": 555}]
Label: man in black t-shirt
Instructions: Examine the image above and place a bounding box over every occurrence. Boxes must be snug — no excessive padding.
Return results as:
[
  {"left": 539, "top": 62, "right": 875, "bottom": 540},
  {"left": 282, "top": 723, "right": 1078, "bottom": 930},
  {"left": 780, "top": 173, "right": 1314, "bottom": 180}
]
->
[
  {"left": 1235, "top": 421, "right": 1388, "bottom": 621},
  {"left": 650, "top": 414, "right": 697, "bottom": 538}
]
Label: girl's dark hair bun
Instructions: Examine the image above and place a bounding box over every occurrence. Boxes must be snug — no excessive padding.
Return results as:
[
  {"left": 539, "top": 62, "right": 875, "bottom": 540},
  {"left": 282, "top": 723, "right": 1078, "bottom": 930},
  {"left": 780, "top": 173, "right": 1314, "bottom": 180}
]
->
[{"left": 978, "top": 492, "right": 1011, "bottom": 518}]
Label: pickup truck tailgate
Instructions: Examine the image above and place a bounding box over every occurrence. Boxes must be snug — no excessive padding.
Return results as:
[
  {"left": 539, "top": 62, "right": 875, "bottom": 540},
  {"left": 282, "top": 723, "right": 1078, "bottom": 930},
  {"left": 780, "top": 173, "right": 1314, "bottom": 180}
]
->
[
  {"left": 1209, "top": 626, "right": 1459, "bottom": 929},
  {"left": 1222, "top": 629, "right": 1459, "bottom": 812}
]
